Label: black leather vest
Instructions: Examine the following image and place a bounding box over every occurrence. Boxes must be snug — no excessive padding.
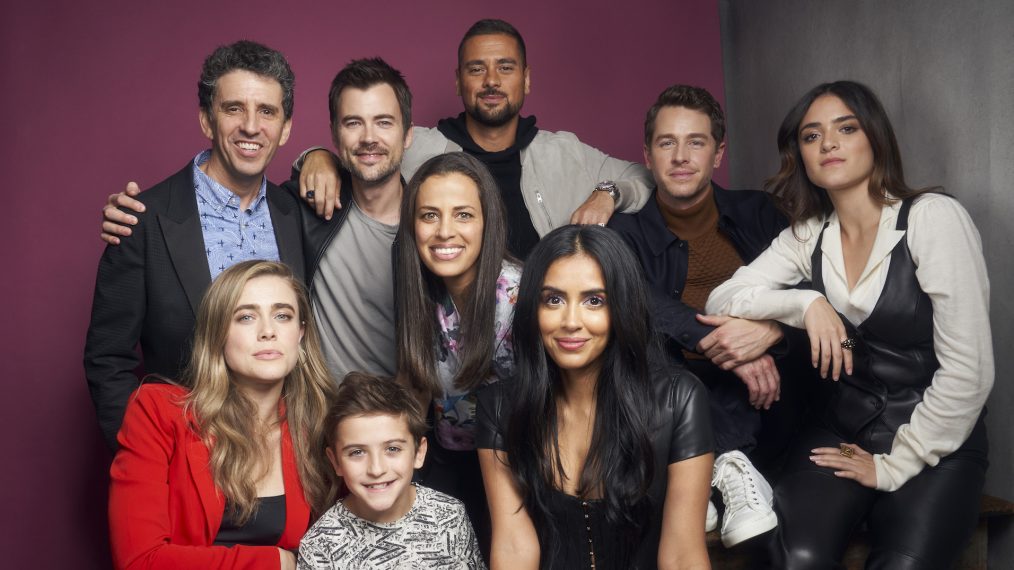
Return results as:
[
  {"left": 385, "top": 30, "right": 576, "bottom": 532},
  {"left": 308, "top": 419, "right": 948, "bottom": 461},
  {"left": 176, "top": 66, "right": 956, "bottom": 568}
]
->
[{"left": 810, "top": 198, "right": 937, "bottom": 454}]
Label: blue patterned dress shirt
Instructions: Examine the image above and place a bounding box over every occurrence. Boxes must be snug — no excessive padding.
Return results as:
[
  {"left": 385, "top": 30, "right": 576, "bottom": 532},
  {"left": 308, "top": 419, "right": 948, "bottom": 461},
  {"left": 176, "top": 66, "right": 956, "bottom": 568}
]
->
[{"left": 191, "top": 150, "right": 280, "bottom": 280}]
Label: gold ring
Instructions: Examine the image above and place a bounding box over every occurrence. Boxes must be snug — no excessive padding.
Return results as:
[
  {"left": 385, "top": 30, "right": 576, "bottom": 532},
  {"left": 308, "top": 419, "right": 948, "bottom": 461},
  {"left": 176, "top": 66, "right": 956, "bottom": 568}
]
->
[
  {"left": 841, "top": 338, "right": 856, "bottom": 351},
  {"left": 839, "top": 444, "right": 855, "bottom": 458}
]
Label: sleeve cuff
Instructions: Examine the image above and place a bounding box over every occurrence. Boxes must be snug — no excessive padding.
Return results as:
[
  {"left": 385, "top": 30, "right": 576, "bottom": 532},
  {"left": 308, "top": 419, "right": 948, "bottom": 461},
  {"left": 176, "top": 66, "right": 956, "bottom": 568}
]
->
[
  {"left": 873, "top": 445, "right": 926, "bottom": 492},
  {"left": 292, "top": 146, "right": 331, "bottom": 172},
  {"left": 613, "top": 177, "right": 652, "bottom": 212}
]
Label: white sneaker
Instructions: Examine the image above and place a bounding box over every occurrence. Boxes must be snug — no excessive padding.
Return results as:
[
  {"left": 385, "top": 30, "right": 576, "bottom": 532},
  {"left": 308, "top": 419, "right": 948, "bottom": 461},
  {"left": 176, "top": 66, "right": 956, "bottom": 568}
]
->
[
  {"left": 706, "top": 500, "right": 718, "bottom": 533},
  {"left": 712, "top": 450, "right": 777, "bottom": 547}
]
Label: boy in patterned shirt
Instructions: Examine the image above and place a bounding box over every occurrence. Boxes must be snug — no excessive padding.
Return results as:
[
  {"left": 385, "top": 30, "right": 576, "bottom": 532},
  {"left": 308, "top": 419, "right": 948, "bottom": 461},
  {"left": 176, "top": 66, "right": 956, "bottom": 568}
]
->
[{"left": 298, "top": 373, "right": 485, "bottom": 569}]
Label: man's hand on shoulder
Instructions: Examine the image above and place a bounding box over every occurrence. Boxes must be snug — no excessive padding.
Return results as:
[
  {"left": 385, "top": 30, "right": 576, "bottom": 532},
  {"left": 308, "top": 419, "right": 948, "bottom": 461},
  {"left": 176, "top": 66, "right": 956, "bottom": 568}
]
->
[
  {"left": 696, "top": 315, "right": 783, "bottom": 369},
  {"left": 101, "top": 182, "right": 144, "bottom": 245},
  {"left": 299, "top": 149, "right": 342, "bottom": 220},
  {"left": 731, "top": 354, "right": 780, "bottom": 410},
  {"left": 569, "top": 190, "right": 616, "bottom": 225}
]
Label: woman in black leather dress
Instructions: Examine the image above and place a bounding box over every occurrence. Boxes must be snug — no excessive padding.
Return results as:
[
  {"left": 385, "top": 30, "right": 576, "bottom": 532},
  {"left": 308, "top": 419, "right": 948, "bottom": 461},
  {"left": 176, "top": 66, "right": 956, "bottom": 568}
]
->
[
  {"left": 476, "top": 225, "right": 715, "bottom": 570},
  {"left": 706, "top": 81, "right": 993, "bottom": 569}
]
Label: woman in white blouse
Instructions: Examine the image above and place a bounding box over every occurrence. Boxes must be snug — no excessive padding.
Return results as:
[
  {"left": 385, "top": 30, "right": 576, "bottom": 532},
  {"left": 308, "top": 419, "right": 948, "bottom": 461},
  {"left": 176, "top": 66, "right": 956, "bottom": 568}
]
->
[{"left": 706, "top": 81, "right": 991, "bottom": 570}]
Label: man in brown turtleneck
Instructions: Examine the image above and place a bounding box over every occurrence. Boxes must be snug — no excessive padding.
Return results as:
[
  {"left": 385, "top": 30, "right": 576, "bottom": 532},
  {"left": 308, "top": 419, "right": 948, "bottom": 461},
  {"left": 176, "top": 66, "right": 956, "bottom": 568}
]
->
[{"left": 609, "top": 85, "right": 793, "bottom": 548}]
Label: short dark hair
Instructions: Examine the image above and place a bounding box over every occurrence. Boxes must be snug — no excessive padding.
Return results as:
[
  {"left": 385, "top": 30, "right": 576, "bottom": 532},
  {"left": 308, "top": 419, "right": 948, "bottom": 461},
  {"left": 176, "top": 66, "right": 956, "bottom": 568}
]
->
[
  {"left": 458, "top": 19, "right": 527, "bottom": 67},
  {"left": 198, "top": 40, "right": 295, "bottom": 120},
  {"left": 328, "top": 58, "right": 412, "bottom": 136},
  {"left": 324, "top": 373, "right": 427, "bottom": 449},
  {"left": 644, "top": 84, "right": 725, "bottom": 146}
]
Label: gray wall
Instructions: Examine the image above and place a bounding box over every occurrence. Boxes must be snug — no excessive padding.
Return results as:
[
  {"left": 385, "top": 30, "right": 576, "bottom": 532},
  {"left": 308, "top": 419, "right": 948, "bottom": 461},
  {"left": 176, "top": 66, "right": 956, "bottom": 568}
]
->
[{"left": 719, "top": 0, "right": 1014, "bottom": 565}]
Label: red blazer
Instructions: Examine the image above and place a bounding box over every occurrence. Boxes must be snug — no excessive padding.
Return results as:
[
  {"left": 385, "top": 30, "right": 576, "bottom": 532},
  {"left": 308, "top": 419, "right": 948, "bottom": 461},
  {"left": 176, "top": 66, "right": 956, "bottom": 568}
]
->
[{"left": 109, "top": 384, "right": 311, "bottom": 569}]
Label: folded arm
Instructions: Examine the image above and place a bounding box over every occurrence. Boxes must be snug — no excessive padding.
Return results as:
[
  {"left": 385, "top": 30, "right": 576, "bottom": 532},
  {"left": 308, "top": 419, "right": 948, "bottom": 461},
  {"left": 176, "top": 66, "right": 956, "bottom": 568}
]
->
[{"left": 874, "top": 197, "right": 993, "bottom": 491}]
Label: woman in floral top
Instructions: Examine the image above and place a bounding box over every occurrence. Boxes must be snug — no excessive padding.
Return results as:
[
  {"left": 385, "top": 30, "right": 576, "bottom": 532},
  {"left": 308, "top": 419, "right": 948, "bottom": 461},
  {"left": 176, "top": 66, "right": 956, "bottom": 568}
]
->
[{"left": 395, "top": 152, "right": 520, "bottom": 553}]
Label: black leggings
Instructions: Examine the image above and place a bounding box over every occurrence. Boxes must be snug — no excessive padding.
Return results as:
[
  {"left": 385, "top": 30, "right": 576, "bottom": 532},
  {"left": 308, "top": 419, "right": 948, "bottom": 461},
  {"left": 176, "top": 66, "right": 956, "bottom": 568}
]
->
[{"left": 771, "top": 422, "right": 987, "bottom": 570}]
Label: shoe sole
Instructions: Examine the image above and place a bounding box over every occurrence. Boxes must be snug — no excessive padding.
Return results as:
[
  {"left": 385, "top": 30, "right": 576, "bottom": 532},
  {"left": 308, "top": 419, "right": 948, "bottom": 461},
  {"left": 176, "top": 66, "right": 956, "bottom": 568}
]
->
[{"left": 721, "top": 510, "right": 777, "bottom": 547}]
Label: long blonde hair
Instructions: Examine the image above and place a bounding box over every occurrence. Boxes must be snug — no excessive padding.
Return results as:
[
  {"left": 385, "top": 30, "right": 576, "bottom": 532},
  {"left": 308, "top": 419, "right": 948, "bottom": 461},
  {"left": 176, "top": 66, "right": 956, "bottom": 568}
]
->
[{"left": 184, "top": 260, "right": 335, "bottom": 522}]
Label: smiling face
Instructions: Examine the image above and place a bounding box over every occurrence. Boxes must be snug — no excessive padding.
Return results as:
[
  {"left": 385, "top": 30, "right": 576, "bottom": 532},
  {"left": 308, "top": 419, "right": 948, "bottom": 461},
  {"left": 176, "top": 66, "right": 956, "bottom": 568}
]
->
[
  {"left": 414, "top": 172, "right": 484, "bottom": 298},
  {"left": 223, "top": 275, "right": 303, "bottom": 393},
  {"left": 326, "top": 413, "right": 427, "bottom": 524},
  {"left": 199, "top": 70, "right": 292, "bottom": 195},
  {"left": 333, "top": 83, "right": 413, "bottom": 186},
  {"left": 645, "top": 105, "right": 725, "bottom": 210},
  {"left": 538, "top": 253, "right": 611, "bottom": 382},
  {"left": 798, "top": 94, "right": 875, "bottom": 195},
  {"left": 456, "top": 33, "right": 530, "bottom": 127}
]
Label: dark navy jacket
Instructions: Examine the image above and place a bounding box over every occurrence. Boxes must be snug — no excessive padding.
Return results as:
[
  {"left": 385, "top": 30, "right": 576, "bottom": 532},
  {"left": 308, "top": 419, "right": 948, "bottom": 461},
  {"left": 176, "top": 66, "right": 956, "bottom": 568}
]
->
[{"left": 608, "top": 183, "right": 787, "bottom": 352}]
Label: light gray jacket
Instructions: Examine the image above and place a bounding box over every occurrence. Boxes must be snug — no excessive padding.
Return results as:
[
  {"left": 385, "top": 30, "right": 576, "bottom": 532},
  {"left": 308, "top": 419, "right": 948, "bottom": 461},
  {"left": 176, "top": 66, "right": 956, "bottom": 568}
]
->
[{"left": 402, "top": 126, "right": 653, "bottom": 236}]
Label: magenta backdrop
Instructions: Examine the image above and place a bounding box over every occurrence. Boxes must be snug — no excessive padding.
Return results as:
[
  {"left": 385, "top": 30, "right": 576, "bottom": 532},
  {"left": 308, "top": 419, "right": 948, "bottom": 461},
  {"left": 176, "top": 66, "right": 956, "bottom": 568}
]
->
[{"left": 0, "top": 1, "right": 723, "bottom": 566}]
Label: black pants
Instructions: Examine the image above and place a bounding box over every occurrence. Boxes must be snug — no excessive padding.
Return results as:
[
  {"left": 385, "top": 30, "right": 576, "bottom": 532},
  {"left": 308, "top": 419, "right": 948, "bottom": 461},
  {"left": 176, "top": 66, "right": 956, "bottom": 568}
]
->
[
  {"left": 771, "top": 421, "right": 988, "bottom": 569},
  {"left": 686, "top": 358, "right": 761, "bottom": 455},
  {"left": 685, "top": 344, "right": 811, "bottom": 474}
]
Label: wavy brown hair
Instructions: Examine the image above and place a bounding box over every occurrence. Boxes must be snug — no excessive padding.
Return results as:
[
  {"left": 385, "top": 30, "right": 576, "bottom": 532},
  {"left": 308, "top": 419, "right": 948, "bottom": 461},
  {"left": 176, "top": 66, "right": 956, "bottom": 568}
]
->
[
  {"left": 183, "top": 260, "right": 336, "bottom": 522},
  {"left": 767, "top": 80, "right": 933, "bottom": 229}
]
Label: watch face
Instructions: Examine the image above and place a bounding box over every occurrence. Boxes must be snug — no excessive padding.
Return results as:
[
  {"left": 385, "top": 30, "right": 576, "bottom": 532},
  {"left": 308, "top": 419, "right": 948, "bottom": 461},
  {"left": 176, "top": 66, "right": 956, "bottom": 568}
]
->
[{"left": 596, "top": 182, "right": 618, "bottom": 199}]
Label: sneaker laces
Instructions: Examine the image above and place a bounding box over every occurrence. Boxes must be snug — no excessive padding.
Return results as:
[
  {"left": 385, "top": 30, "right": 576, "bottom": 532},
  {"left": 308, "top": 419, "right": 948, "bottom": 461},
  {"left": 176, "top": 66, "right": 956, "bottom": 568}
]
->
[{"left": 712, "top": 455, "right": 766, "bottom": 513}]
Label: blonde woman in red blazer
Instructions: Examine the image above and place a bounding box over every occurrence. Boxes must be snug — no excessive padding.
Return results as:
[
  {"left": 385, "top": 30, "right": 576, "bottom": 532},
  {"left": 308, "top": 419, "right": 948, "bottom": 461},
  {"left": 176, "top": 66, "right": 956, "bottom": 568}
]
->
[{"left": 109, "top": 261, "right": 335, "bottom": 570}]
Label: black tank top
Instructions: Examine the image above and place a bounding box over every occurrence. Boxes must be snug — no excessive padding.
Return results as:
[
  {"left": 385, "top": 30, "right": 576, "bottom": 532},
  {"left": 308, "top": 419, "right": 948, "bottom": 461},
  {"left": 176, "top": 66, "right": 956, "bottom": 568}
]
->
[{"left": 213, "top": 494, "right": 286, "bottom": 547}]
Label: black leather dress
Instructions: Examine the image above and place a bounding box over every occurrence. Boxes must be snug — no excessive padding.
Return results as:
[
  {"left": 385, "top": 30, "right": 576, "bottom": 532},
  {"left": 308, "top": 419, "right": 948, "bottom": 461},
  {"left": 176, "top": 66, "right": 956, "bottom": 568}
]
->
[
  {"left": 476, "top": 367, "right": 714, "bottom": 569},
  {"left": 773, "top": 197, "right": 989, "bottom": 570}
]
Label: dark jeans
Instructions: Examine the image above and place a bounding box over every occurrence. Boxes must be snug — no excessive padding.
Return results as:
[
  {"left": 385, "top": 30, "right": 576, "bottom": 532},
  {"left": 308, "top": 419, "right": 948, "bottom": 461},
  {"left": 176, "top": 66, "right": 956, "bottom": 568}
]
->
[
  {"left": 686, "top": 358, "right": 761, "bottom": 455},
  {"left": 685, "top": 340, "right": 811, "bottom": 476}
]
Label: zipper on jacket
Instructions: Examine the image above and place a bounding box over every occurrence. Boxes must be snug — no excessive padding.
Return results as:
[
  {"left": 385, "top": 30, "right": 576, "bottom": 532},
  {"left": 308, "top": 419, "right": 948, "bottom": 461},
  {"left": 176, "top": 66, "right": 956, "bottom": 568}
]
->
[{"left": 535, "top": 190, "right": 554, "bottom": 230}]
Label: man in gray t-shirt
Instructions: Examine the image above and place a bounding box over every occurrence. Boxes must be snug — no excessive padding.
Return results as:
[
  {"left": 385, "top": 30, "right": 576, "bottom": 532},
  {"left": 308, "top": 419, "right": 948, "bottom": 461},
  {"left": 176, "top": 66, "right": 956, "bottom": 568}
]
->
[
  {"left": 293, "top": 57, "right": 414, "bottom": 379},
  {"left": 310, "top": 200, "right": 399, "bottom": 377}
]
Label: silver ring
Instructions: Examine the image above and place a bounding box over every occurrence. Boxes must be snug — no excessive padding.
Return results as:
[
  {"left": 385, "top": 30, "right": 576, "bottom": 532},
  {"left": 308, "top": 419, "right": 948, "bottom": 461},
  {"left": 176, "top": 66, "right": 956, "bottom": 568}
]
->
[
  {"left": 840, "top": 338, "right": 856, "bottom": 351},
  {"left": 597, "top": 223, "right": 606, "bottom": 227}
]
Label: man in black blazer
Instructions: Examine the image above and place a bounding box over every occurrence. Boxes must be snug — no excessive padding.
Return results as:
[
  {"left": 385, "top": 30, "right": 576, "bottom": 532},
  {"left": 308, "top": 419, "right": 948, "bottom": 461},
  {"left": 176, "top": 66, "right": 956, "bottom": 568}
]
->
[{"left": 84, "top": 41, "right": 304, "bottom": 450}]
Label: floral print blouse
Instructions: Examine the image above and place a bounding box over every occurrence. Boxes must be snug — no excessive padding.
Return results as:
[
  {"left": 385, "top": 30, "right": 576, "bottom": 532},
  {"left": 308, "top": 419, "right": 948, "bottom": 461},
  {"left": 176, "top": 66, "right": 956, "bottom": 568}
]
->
[{"left": 432, "top": 260, "right": 521, "bottom": 451}]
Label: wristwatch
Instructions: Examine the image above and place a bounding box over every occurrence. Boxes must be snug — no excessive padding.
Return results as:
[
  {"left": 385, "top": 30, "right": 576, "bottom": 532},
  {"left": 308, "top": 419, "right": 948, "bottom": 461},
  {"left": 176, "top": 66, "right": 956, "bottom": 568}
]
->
[{"left": 594, "top": 180, "right": 619, "bottom": 201}]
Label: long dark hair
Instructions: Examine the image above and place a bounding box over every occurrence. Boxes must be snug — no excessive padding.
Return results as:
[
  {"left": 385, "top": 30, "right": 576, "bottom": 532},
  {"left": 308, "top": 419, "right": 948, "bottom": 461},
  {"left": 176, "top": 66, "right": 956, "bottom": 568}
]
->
[
  {"left": 396, "top": 152, "right": 512, "bottom": 397},
  {"left": 767, "top": 80, "right": 932, "bottom": 228},
  {"left": 506, "top": 225, "right": 658, "bottom": 554}
]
